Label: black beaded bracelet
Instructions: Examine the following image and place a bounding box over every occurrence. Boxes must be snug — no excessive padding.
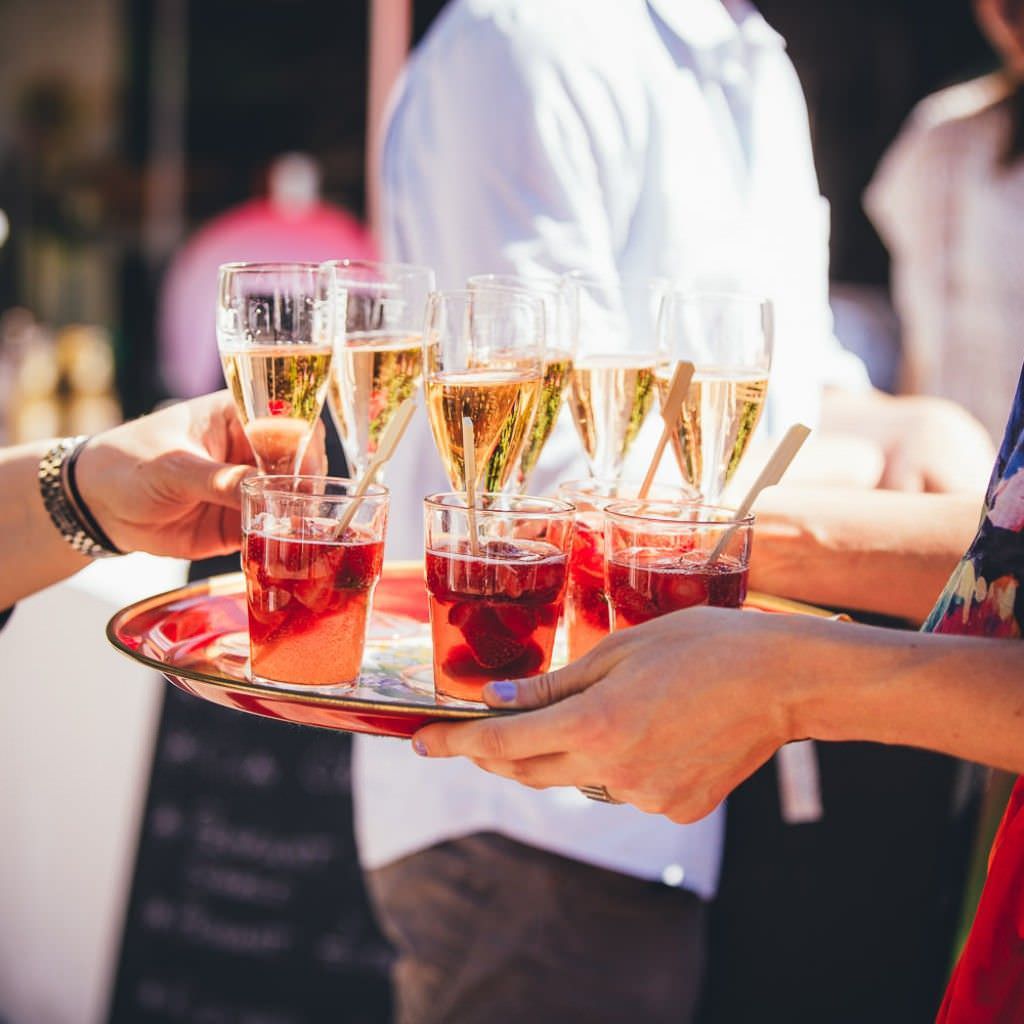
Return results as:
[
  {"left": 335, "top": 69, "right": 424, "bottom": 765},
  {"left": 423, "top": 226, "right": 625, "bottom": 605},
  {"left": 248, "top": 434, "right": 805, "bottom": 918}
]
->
[{"left": 38, "top": 436, "right": 123, "bottom": 558}]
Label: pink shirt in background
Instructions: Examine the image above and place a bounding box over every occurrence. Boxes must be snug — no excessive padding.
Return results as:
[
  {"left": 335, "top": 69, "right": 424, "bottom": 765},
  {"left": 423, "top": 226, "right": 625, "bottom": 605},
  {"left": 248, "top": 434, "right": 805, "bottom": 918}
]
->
[{"left": 158, "top": 197, "right": 376, "bottom": 398}]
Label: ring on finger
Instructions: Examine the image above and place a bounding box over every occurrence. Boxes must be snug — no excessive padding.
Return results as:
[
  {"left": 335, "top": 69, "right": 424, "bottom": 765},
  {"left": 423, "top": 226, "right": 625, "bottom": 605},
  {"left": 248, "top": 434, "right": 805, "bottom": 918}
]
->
[{"left": 577, "top": 784, "right": 623, "bottom": 805}]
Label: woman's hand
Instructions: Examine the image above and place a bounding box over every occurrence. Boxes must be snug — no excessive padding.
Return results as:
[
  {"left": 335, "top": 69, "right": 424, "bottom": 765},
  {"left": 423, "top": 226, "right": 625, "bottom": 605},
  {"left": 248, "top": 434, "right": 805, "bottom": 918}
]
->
[
  {"left": 412, "top": 607, "right": 834, "bottom": 823},
  {"left": 77, "top": 391, "right": 325, "bottom": 560}
]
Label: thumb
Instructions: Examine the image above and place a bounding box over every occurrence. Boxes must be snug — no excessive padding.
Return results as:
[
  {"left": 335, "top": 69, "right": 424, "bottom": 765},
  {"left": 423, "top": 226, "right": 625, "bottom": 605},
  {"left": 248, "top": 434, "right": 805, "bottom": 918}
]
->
[
  {"left": 482, "top": 656, "right": 598, "bottom": 710},
  {"left": 177, "top": 457, "right": 257, "bottom": 510}
]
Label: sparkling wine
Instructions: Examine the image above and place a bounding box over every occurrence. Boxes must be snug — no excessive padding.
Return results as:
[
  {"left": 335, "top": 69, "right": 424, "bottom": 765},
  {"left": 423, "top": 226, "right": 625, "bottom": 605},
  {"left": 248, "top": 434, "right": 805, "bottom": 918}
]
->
[
  {"left": 221, "top": 344, "right": 333, "bottom": 474},
  {"left": 425, "top": 369, "right": 541, "bottom": 492},
  {"left": 513, "top": 350, "right": 574, "bottom": 491},
  {"left": 327, "top": 332, "right": 423, "bottom": 475},
  {"left": 569, "top": 355, "right": 657, "bottom": 476},
  {"left": 607, "top": 548, "right": 748, "bottom": 628},
  {"left": 658, "top": 368, "right": 768, "bottom": 500},
  {"left": 243, "top": 522, "right": 384, "bottom": 685},
  {"left": 426, "top": 538, "right": 567, "bottom": 702}
]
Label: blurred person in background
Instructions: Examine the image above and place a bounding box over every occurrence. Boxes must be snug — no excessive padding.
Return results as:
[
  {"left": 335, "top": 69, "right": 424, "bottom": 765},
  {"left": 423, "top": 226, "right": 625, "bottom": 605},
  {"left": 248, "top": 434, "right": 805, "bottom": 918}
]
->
[
  {"left": 0, "top": 391, "right": 310, "bottom": 612},
  {"left": 157, "top": 153, "right": 375, "bottom": 399},
  {"left": 357, "top": 2, "right": 996, "bottom": 1023},
  {"left": 867, "top": 0, "right": 1024, "bottom": 446}
]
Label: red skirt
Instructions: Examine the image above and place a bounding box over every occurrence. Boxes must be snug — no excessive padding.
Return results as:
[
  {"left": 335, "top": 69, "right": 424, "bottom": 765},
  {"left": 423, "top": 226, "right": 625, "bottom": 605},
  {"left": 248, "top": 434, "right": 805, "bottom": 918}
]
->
[{"left": 937, "top": 777, "right": 1024, "bottom": 1022}]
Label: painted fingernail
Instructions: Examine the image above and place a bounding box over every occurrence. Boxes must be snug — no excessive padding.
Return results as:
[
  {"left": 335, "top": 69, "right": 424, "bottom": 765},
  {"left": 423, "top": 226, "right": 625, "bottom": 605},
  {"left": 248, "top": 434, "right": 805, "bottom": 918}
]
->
[
  {"left": 412, "top": 738, "right": 428, "bottom": 757},
  {"left": 487, "top": 680, "right": 518, "bottom": 703}
]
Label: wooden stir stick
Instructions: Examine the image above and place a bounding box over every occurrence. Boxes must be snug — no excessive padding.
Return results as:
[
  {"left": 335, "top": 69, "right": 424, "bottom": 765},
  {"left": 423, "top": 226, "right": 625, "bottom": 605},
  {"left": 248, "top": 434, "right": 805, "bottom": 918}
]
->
[
  {"left": 462, "top": 416, "right": 481, "bottom": 556},
  {"left": 706, "top": 422, "right": 811, "bottom": 564},
  {"left": 638, "top": 360, "right": 695, "bottom": 499},
  {"left": 336, "top": 397, "right": 418, "bottom": 532}
]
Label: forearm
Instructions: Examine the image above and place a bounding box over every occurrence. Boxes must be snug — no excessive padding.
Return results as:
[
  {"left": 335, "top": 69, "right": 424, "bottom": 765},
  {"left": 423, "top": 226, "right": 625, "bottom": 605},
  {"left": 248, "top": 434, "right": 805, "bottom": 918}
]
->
[
  {"left": 0, "top": 440, "right": 90, "bottom": 608},
  {"left": 791, "top": 621, "right": 1024, "bottom": 775},
  {"left": 750, "top": 485, "right": 978, "bottom": 622}
]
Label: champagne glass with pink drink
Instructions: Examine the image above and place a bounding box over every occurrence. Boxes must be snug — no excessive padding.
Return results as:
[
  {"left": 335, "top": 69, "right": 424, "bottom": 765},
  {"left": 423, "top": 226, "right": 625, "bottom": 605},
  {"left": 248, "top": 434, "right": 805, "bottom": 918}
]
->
[
  {"left": 242, "top": 476, "right": 388, "bottom": 687},
  {"left": 218, "top": 262, "right": 336, "bottom": 475},
  {"left": 604, "top": 501, "right": 753, "bottom": 629},
  {"left": 424, "top": 493, "right": 574, "bottom": 703}
]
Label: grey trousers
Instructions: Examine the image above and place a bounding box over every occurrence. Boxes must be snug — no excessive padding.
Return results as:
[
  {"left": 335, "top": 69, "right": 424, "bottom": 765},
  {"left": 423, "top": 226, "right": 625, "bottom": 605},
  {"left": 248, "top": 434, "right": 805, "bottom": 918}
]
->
[{"left": 366, "top": 832, "right": 706, "bottom": 1024}]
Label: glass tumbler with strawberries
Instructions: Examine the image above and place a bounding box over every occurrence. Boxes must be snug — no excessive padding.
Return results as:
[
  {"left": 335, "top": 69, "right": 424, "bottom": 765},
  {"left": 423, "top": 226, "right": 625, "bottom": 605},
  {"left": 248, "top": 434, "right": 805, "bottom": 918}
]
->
[
  {"left": 425, "top": 493, "right": 574, "bottom": 703},
  {"left": 242, "top": 476, "right": 389, "bottom": 686},
  {"left": 557, "top": 478, "right": 698, "bottom": 662},
  {"left": 604, "top": 501, "right": 753, "bottom": 629}
]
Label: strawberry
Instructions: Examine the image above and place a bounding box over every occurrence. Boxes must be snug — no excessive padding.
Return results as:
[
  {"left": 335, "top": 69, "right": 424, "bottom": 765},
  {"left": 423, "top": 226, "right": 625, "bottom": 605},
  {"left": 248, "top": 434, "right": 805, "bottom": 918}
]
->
[
  {"left": 334, "top": 540, "right": 383, "bottom": 590},
  {"left": 461, "top": 618, "right": 527, "bottom": 669},
  {"left": 493, "top": 604, "right": 539, "bottom": 639},
  {"left": 575, "top": 581, "right": 611, "bottom": 629},
  {"left": 479, "top": 641, "right": 546, "bottom": 679},
  {"left": 448, "top": 601, "right": 489, "bottom": 632},
  {"left": 609, "top": 582, "right": 657, "bottom": 626},
  {"left": 656, "top": 570, "right": 708, "bottom": 612},
  {"left": 442, "top": 644, "right": 484, "bottom": 678}
]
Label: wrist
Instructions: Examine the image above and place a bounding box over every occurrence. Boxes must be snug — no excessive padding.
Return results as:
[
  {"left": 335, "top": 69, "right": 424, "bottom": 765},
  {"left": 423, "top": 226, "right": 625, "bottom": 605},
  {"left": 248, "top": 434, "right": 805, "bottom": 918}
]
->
[
  {"left": 780, "top": 618, "right": 901, "bottom": 744},
  {"left": 67, "top": 436, "right": 127, "bottom": 555}
]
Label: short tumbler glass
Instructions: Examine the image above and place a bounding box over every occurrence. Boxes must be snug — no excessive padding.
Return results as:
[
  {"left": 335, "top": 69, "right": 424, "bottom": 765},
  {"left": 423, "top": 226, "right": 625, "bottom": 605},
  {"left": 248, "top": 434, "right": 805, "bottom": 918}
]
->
[
  {"left": 242, "top": 476, "right": 389, "bottom": 686},
  {"left": 604, "top": 501, "right": 753, "bottom": 629},
  {"left": 557, "top": 478, "right": 697, "bottom": 662},
  {"left": 424, "top": 493, "right": 574, "bottom": 703}
]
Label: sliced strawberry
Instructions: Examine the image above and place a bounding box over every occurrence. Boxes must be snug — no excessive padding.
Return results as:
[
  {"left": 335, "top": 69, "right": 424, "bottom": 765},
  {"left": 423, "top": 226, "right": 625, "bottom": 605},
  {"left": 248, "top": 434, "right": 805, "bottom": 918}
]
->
[
  {"left": 442, "top": 644, "right": 483, "bottom": 678},
  {"left": 472, "top": 634, "right": 528, "bottom": 670},
  {"left": 575, "top": 581, "right": 610, "bottom": 629},
  {"left": 502, "top": 641, "right": 546, "bottom": 678},
  {"left": 334, "top": 540, "right": 383, "bottom": 590},
  {"left": 609, "top": 583, "right": 658, "bottom": 626},
  {"left": 493, "top": 604, "right": 539, "bottom": 640},
  {"left": 448, "top": 601, "right": 487, "bottom": 631},
  {"left": 656, "top": 570, "right": 708, "bottom": 612}
]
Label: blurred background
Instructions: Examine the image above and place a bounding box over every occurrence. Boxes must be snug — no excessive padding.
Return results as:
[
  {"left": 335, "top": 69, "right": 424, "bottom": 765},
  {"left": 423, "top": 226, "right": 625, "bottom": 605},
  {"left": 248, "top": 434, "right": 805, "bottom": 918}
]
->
[
  {"left": 0, "top": 2, "right": 1001, "bottom": 1023},
  {"left": 0, "top": 0, "right": 991, "bottom": 443}
]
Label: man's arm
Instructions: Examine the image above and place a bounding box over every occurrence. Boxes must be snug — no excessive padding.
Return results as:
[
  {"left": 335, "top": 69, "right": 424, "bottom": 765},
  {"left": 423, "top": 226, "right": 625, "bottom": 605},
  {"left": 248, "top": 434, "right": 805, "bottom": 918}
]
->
[
  {"left": 750, "top": 484, "right": 980, "bottom": 622},
  {"left": 820, "top": 388, "right": 995, "bottom": 495},
  {"left": 410, "top": 608, "right": 1024, "bottom": 824}
]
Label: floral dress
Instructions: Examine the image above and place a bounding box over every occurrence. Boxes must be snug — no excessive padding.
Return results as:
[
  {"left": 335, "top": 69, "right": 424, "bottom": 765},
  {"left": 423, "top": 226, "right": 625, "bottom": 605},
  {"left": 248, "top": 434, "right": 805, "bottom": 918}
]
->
[{"left": 928, "top": 364, "right": 1024, "bottom": 1022}]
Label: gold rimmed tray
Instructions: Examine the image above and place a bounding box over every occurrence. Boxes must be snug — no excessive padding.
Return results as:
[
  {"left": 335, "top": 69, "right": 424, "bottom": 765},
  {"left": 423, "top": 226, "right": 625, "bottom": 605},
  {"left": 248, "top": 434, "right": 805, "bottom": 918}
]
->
[{"left": 106, "top": 565, "right": 837, "bottom": 739}]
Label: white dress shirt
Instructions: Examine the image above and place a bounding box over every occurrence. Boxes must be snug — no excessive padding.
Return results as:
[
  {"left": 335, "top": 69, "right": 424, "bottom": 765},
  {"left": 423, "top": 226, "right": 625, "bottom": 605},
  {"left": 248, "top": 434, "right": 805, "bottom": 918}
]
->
[
  {"left": 353, "top": 0, "right": 868, "bottom": 898},
  {"left": 866, "top": 74, "right": 1024, "bottom": 444}
]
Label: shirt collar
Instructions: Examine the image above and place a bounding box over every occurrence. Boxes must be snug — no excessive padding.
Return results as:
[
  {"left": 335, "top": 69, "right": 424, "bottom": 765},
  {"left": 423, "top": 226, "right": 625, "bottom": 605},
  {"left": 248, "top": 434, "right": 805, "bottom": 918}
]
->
[{"left": 646, "top": 0, "right": 786, "bottom": 53}]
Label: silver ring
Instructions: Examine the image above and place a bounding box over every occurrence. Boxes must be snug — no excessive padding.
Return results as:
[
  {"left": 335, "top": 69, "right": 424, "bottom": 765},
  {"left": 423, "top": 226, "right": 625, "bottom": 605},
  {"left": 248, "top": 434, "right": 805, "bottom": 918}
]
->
[{"left": 577, "top": 784, "right": 623, "bottom": 805}]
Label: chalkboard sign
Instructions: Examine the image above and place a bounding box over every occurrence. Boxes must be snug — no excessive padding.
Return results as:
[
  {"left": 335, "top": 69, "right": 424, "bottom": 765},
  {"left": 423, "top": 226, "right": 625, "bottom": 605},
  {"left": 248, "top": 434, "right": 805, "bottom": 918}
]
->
[{"left": 110, "top": 425, "right": 393, "bottom": 1022}]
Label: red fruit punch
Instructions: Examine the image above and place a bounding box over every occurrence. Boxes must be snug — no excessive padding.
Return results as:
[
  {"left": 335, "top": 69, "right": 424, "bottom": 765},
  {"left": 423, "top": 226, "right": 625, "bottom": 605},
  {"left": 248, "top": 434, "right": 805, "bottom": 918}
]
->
[
  {"left": 565, "top": 518, "right": 611, "bottom": 661},
  {"left": 243, "top": 528, "right": 384, "bottom": 685},
  {"left": 608, "top": 548, "right": 748, "bottom": 628},
  {"left": 426, "top": 540, "right": 567, "bottom": 703}
]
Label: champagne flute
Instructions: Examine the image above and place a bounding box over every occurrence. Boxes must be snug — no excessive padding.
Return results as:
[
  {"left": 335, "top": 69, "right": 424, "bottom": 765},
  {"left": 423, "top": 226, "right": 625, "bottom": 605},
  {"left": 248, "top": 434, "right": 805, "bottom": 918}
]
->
[
  {"left": 656, "top": 290, "right": 773, "bottom": 502},
  {"left": 563, "top": 273, "right": 667, "bottom": 479},
  {"left": 217, "top": 262, "right": 336, "bottom": 475},
  {"left": 467, "top": 273, "right": 575, "bottom": 493},
  {"left": 423, "top": 289, "right": 544, "bottom": 493},
  {"left": 321, "top": 259, "right": 435, "bottom": 479}
]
